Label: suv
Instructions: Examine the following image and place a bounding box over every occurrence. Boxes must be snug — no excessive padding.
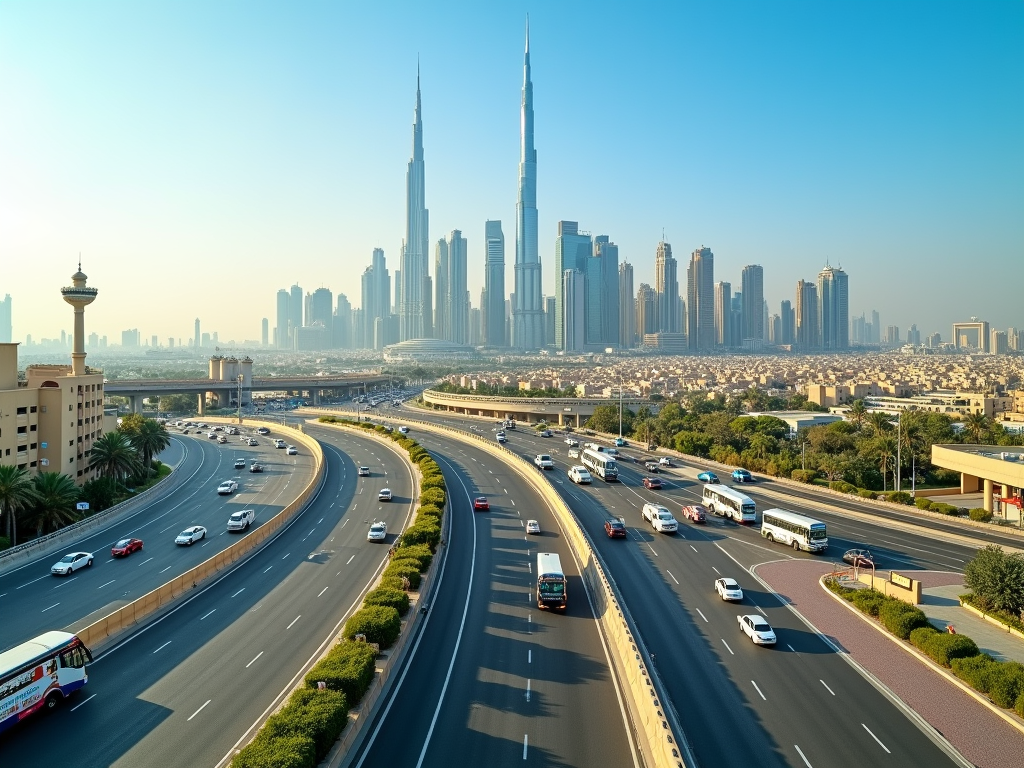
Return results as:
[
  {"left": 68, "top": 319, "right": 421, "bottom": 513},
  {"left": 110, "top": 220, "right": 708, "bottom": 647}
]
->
[
  {"left": 274, "top": 439, "right": 286, "bottom": 449},
  {"left": 534, "top": 454, "right": 553, "bottom": 470},
  {"left": 256, "top": 427, "right": 270, "bottom": 435},
  {"left": 227, "top": 509, "right": 255, "bottom": 532},
  {"left": 217, "top": 480, "right": 238, "bottom": 495},
  {"left": 604, "top": 518, "right": 627, "bottom": 538},
  {"left": 642, "top": 503, "right": 678, "bottom": 534}
]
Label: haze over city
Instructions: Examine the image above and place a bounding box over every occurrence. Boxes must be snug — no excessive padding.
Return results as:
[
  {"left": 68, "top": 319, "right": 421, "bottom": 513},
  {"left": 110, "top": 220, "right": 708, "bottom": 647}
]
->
[{"left": 1, "top": 1, "right": 1021, "bottom": 344}]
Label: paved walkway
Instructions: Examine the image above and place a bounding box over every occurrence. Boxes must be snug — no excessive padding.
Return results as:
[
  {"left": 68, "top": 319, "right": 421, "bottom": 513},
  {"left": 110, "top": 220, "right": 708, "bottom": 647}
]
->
[
  {"left": 921, "top": 583, "right": 1024, "bottom": 665},
  {"left": 755, "top": 560, "right": 1024, "bottom": 768}
]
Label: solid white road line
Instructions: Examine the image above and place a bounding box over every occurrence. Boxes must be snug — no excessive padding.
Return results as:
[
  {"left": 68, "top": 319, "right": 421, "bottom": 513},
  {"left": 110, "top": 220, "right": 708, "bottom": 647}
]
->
[
  {"left": 70, "top": 694, "right": 96, "bottom": 711},
  {"left": 200, "top": 609, "right": 216, "bottom": 620},
  {"left": 751, "top": 680, "right": 766, "bottom": 701},
  {"left": 245, "top": 651, "right": 263, "bottom": 668},
  {"left": 647, "top": 544, "right": 659, "bottom": 557},
  {"left": 721, "top": 639, "right": 734, "bottom": 655},
  {"left": 318, "top": 586, "right": 329, "bottom": 597},
  {"left": 794, "top": 744, "right": 814, "bottom": 767},
  {"left": 695, "top": 608, "right": 708, "bottom": 623},
  {"left": 287, "top": 615, "right": 301, "bottom": 629},
  {"left": 820, "top": 679, "right": 836, "bottom": 696},
  {"left": 153, "top": 641, "right": 172, "bottom": 654},
  {"left": 187, "top": 700, "right": 211, "bottom": 721},
  {"left": 862, "top": 724, "right": 891, "bottom": 753}
]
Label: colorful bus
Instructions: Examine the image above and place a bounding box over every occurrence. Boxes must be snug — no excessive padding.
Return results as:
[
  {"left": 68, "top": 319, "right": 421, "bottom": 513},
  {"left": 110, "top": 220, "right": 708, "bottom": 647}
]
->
[{"left": 0, "top": 631, "right": 93, "bottom": 734}]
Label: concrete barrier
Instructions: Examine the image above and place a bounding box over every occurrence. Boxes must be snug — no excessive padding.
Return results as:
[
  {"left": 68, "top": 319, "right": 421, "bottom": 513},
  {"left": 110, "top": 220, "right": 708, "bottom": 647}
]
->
[{"left": 75, "top": 418, "right": 325, "bottom": 651}]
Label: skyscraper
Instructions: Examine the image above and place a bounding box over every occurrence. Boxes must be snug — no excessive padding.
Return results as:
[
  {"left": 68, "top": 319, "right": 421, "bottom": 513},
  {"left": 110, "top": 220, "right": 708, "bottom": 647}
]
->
[
  {"left": 553, "top": 222, "right": 592, "bottom": 349},
  {"left": 595, "top": 236, "right": 620, "bottom": 348},
  {"left": 261, "top": 318, "right": 269, "bottom": 347},
  {"left": 714, "top": 281, "right": 731, "bottom": 347},
  {"left": 0, "top": 294, "right": 11, "bottom": 343},
  {"left": 780, "top": 300, "right": 795, "bottom": 345},
  {"left": 740, "top": 265, "right": 764, "bottom": 342},
  {"left": 446, "top": 230, "right": 469, "bottom": 345},
  {"left": 361, "top": 248, "right": 390, "bottom": 349},
  {"left": 194, "top": 318, "right": 201, "bottom": 349},
  {"left": 512, "top": 21, "right": 544, "bottom": 350},
  {"left": 433, "top": 238, "right": 449, "bottom": 340},
  {"left": 796, "top": 280, "right": 819, "bottom": 349},
  {"left": 290, "top": 284, "right": 303, "bottom": 336},
  {"left": 308, "top": 288, "right": 333, "bottom": 329},
  {"left": 275, "top": 290, "right": 289, "bottom": 349},
  {"left": 636, "top": 284, "right": 656, "bottom": 338},
  {"left": 687, "top": 246, "right": 715, "bottom": 350},
  {"left": 618, "top": 262, "right": 635, "bottom": 349},
  {"left": 655, "top": 241, "right": 679, "bottom": 334},
  {"left": 334, "top": 294, "right": 352, "bottom": 349},
  {"left": 817, "top": 265, "right": 849, "bottom": 350},
  {"left": 484, "top": 221, "right": 505, "bottom": 346},
  {"left": 400, "top": 67, "right": 429, "bottom": 341},
  {"left": 563, "top": 269, "right": 586, "bottom": 353}
]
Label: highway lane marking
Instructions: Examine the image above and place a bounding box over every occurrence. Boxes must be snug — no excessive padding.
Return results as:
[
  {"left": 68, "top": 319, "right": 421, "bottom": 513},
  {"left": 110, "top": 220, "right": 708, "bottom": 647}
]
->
[
  {"left": 318, "top": 517, "right": 324, "bottom": 524},
  {"left": 689, "top": 544, "right": 697, "bottom": 552},
  {"left": 525, "top": 679, "right": 531, "bottom": 702},
  {"left": 510, "top": 499, "right": 515, "bottom": 506},
  {"left": 153, "top": 641, "right": 172, "bottom": 653},
  {"left": 756, "top": 605, "right": 767, "bottom": 617},
  {"left": 200, "top": 609, "right": 216, "bottom": 620},
  {"left": 528, "top": 650, "right": 532, "bottom": 663},
  {"left": 712, "top": 566, "right": 721, "bottom": 574},
  {"left": 862, "top": 724, "right": 890, "bottom": 753},
  {"left": 137, "top": 557, "right": 154, "bottom": 567},
  {"left": 160, "top": 566, "right": 173, "bottom": 574},
  {"left": 820, "top": 680, "right": 836, "bottom": 696},
  {"left": 721, "top": 639, "right": 734, "bottom": 655},
  {"left": 647, "top": 544, "right": 659, "bottom": 557},
  {"left": 346, "top": 555, "right": 356, "bottom": 564},
  {"left": 159, "top": 523, "right": 179, "bottom": 533},
  {"left": 527, "top": 613, "right": 532, "bottom": 634},
  {"left": 666, "top": 570, "right": 680, "bottom": 585},
  {"left": 41, "top": 603, "right": 59, "bottom": 612},
  {"left": 282, "top": 553, "right": 290, "bottom": 559},
  {"left": 231, "top": 588, "right": 245, "bottom": 598},
  {"left": 523, "top": 734, "right": 528, "bottom": 760},
  {"left": 318, "top": 586, "right": 329, "bottom": 597},
  {"left": 97, "top": 580, "right": 115, "bottom": 589},
  {"left": 695, "top": 608, "right": 708, "bottom": 623},
  {"left": 287, "top": 615, "right": 301, "bottom": 629},
  {"left": 70, "top": 694, "right": 96, "bottom": 711},
  {"left": 788, "top": 644, "right": 800, "bottom": 655},
  {"left": 342, "top": 519, "right": 350, "bottom": 527},
  {"left": 794, "top": 745, "right": 813, "bottom": 767},
  {"left": 17, "top": 575, "right": 49, "bottom": 589},
  {"left": 263, "top": 566, "right": 273, "bottom": 574},
  {"left": 751, "top": 680, "right": 767, "bottom": 701},
  {"left": 245, "top": 651, "right": 264, "bottom": 668},
  {"left": 187, "top": 700, "right": 212, "bottom": 722}
]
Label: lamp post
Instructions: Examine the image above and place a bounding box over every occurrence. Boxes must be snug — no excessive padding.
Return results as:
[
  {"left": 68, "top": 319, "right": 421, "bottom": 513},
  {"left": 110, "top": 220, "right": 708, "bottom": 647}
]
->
[
  {"left": 801, "top": 441, "right": 807, "bottom": 471},
  {"left": 618, "top": 376, "right": 623, "bottom": 440},
  {"left": 895, "top": 410, "right": 901, "bottom": 494},
  {"left": 236, "top": 375, "right": 243, "bottom": 424}
]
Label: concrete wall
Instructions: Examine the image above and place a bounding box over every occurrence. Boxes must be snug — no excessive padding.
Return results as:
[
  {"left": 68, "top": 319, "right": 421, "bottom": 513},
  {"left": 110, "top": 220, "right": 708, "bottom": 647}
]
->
[{"left": 856, "top": 572, "right": 922, "bottom": 604}]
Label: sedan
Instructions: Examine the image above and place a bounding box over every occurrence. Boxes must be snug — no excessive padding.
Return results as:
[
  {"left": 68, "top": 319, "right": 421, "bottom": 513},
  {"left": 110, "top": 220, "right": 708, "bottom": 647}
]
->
[
  {"left": 732, "top": 469, "right": 753, "bottom": 483},
  {"left": 614, "top": 437, "right": 627, "bottom": 447},
  {"left": 715, "top": 578, "right": 744, "bottom": 601},
  {"left": 644, "top": 461, "right": 660, "bottom": 473},
  {"left": 378, "top": 488, "right": 393, "bottom": 502},
  {"left": 843, "top": 548, "right": 874, "bottom": 567},
  {"left": 473, "top": 497, "right": 490, "bottom": 511},
  {"left": 398, "top": 426, "right": 410, "bottom": 434},
  {"left": 539, "top": 430, "right": 553, "bottom": 438},
  {"left": 564, "top": 437, "right": 579, "bottom": 447},
  {"left": 658, "top": 457, "right": 673, "bottom": 467},
  {"left": 111, "top": 538, "right": 143, "bottom": 557},
  {"left": 367, "top": 521, "right": 387, "bottom": 542},
  {"left": 234, "top": 458, "right": 246, "bottom": 469},
  {"left": 643, "top": 476, "right": 663, "bottom": 490},
  {"left": 697, "top": 471, "right": 719, "bottom": 484},
  {"left": 175, "top": 526, "right": 207, "bottom": 546},
  {"left": 738, "top": 614, "right": 777, "bottom": 646},
  {"left": 247, "top": 438, "right": 259, "bottom": 446},
  {"left": 51, "top": 552, "right": 93, "bottom": 576},
  {"left": 286, "top": 445, "right": 298, "bottom": 455},
  {"left": 358, "top": 466, "right": 371, "bottom": 477},
  {"left": 249, "top": 463, "right": 265, "bottom": 473},
  {"left": 526, "top": 520, "right": 541, "bottom": 535}
]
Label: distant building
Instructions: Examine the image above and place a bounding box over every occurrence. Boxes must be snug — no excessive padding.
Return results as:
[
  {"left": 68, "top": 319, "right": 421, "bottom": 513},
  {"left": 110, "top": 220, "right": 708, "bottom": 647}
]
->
[
  {"left": 636, "top": 283, "right": 656, "bottom": 338},
  {"left": 714, "top": 281, "right": 731, "bottom": 347},
  {"left": 795, "top": 280, "right": 819, "bottom": 350},
  {"left": 484, "top": 220, "right": 506, "bottom": 347},
  {"left": 687, "top": 246, "right": 715, "bottom": 351},
  {"left": 953, "top": 320, "right": 989, "bottom": 353},
  {"left": 780, "top": 300, "right": 794, "bottom": 346},
  {"left": 618, "top": 262, "right": 635, "bottom": 348},
  {"left": 553, "top": 221, "right": 592, "bottom": 350},
  {"left": 563, "top": 269, "right": 586, "bottom": 353},
  {"left": 0, "top": 294, "right": 11, "bottom": 343},
  {"left": 991, "top": 329, "right": 1008, "bottom": 355},
  {"left": 884, "top": 325, "right": 901, "bottom": 345},
  {"left": 655, "top": 241, "right": 680, "bottom": 334},
  {"left": 817, "top": 265, "right": 849, "bottom": 350},
  {"left": 741, "top": 265, "right": 764, "bottom": 342},
  {"left": 261, "top": 318, "right": 269, "bottom": 347}
]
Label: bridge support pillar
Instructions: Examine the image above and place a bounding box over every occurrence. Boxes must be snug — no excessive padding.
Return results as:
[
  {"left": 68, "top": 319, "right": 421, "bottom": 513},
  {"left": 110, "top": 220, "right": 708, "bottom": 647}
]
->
[
  {"left": 984, "top": 478, "right": 993, "bottom": 513},
  {"left": 129, "top": 395, "right": 143, "bottom": 414},
  {"left": 312, "top": 390, "right": 321, "bottom": 405},
  {"left": 197, "top": 394, "right": 205, "bottom": 416}
]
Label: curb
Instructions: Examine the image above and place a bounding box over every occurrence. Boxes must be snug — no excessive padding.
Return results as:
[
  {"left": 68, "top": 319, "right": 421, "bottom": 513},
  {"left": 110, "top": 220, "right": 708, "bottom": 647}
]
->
[
  {"left": 818, "top": 575, "right": 1024, "bottom": 739},
  {"left": 959, "top": 600, "right": 1024, "bottom": 642}
]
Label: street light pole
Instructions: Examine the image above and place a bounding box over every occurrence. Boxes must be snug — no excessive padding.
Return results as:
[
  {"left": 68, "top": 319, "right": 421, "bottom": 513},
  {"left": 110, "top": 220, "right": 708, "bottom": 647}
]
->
[
  {"left": 896, "top": 410, "right": 902, "bottom": 493},
  {"left": 618, "top": 377, "right": 623, "bottom": 440}
]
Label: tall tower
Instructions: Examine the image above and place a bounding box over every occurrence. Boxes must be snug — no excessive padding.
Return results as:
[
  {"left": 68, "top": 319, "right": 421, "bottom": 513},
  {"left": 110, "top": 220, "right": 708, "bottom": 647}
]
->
[
  {"left": 513, "top": 18, "right": 544, "bottom": 350},
  {"left": 194, "top": 317, "right": 201, "bottom": 349},
  {"left": 817, "top": 264, "right": 849, "bottom": 350},
  {"left": 484, "top": 221, "right": 506, "bottom": 346},
  {"left": 400, "top": 66, "right": 429, "bottom": 341},
  {"left": 61, "top": 261, "right": 98, "bottom": 376},
  {"left": 687, "top": 246, "right": 715, "bottom": 350},
  {"left": 654, "top": 241, "right": 678, "bottom": 333},
  {"left": 740, "top": 265, "right": 764, "bottom": 342}
]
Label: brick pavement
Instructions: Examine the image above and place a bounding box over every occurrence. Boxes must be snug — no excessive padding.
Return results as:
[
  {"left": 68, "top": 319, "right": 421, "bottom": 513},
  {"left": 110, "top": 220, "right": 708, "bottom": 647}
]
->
[{"left": 755, "top": 559, "right": 1024, "bottom": 768}]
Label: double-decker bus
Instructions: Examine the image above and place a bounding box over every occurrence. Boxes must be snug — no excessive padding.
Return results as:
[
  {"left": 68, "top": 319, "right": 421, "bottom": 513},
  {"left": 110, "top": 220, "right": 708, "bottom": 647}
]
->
[
  {"left": 0, "top": 631, "right": 93, "bottom": 733},
  {"left": 702, "top": 484, "right": 756, "bottom": 523},
  {"left": 536, "top": 553, "right": 567, "bottom": 611},
  {"left": 761, "top": 508, "right": 828, "bottom": 553},
  {"left": 581, "top": 448, "right": 618, "bottom": 481}
]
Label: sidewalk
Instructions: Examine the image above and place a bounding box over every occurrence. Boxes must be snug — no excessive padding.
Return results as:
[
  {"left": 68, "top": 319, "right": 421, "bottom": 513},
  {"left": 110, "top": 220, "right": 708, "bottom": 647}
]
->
[
  {"left": 918, "top": 579, "right": 1024, "bottom": 665},
  {"left": 755, "top": 560, "right": 1024, "bottom": 768}
]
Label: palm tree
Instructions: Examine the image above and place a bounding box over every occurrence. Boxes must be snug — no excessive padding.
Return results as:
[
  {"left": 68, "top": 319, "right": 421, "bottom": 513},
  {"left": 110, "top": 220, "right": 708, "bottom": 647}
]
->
[
  {"left": 962, "top": 412, "right": 990, "bottom": 444},
  {"left": 0, "top": 465, "right": 38, "bottom": 546},
  {"left": 867, "top": 411, "right": 893, "bottom": 436},
  {"left": 90, "top": 431, "right": 142, "bottom": 483},
  {"left": 130, "top": 419, "right": 170, "bottom": 476},
  {"left": 847, "top": 400, "right": 867, "bottom": 429},
  {"left": 25, "top": 473, "right": 81, "bottom": 537},
  {"left": 873, "top": 434, "right": 897, "bottom": 491}
]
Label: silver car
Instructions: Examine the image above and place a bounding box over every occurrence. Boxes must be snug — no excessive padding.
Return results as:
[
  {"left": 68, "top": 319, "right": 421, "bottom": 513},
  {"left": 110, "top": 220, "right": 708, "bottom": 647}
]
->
[
  {"left": 51, "top": 551, "right": 93, "bottom": 576},
  {"left": 175, "top": 526, "right": 207, "bottom": 546},
  {"left": 367, "top": 521, "right": 387, "bottom": 542}
]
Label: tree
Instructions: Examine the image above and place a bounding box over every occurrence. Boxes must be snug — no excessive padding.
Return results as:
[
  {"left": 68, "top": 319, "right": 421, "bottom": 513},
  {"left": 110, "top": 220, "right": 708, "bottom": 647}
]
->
[
  {"left": 673, "top": 430, "right": 714, "bottom": 457},
  {"left": 818, "top": 455, "right": 848, "bottom": 483},
  {"left": 867, "top": 411, "right": 893, "bottom": 436},
  {"left": 847, "top": 400, "right": 867, "bottom": 429},
  {"left": 962, "top": 413, "right": 990, "bottom": 444},
  {"left": 25, "top": 473, "right": 81, "bottom": 537},
  {"left": 964, "top": 545, "right": 1024, "bottom": 616},
  {"left": 117, "top": 413, "right": 147, "bottom": 436},
  {"left": 158, "top": 393, "right": 196, "bottom": 414},
  {"left": 80, "top": 476, "right": 120, "bottom": 512},
  {"left": 90, "top": 431, "right": 142, "bottom": 483},
  {"left": 130, "top": 418, "right": 171, "bottom": 475},
  {"left": 0, "top": 465, "right": 38, "bottom": 547},
  {"left": 585, "top": 405, "right": 635, "bottom": 435},
  {"left": 870, "top": 434, "right": 898, "bottom": 491}
]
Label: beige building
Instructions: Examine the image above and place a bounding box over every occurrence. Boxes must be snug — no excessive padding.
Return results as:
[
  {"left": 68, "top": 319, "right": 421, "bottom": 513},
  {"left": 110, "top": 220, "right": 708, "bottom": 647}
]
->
[{"left": 932, "top": 444, "right": 1023, "bottom": 517}]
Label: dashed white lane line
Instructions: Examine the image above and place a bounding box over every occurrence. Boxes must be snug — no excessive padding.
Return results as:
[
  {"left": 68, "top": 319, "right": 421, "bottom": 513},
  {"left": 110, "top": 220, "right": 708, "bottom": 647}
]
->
[
  {"left": 756, "top": 605, "right": 767, "bottom": 616},
  {"left": 666, "top": 570, "right": 680, "bottom": 585},
  {"left": 263, "top": 565, "right": 273, "bottom": 574},
  {"left": 160, "top": 566, "right": 173, "bottom": 574},
  {"left": 712, "top": 566, "right": 721, "bottom": 574},
  {"left": 245, "top": 651, "right": 264, "bottom": 668},
  {"left": 347, "top": 554, "right": 355, "bottom": 564},
  {"left": 200, "top": 609, "right": 216, "bottom": 620},
  {"left": 287, "top": 615, "right": 301, "bottom": 629},
  {"left": 522, "top": 734, "right": 528, "bottom": 760},
  {"left": 153, "top": 641, "right": 172, "bottom": 654},
  {"left": 862, "top": 724, "right": 890, "bottom": 753},
  {"left": 820, "top": 680, "right": 835, "bottom": 696},
  {"left": 97, "top": 580, "right": 115, "bottom": 589},
  {"left": 695, "top": 608, "right": 708, "bottom": 623},
  {"left": 528, "top": 650, "right": 532, "bottom": 663},
  {"left": 282, "top": 553, "right": 290, "bottom": 559},
  {"left": 187, "top": 700, "right": 211, "bottom": 721},
  {"left": 318, "top": 586, "right": 329, "bottom": 597},
  {"left": 510, "top": 499, "right": 516, "bottom": 506},
  {"left": 18, "top": 575, "right": 49, "bottom": 589},
  {"left": 231, "top": 588, "right": 245, "bottom": 598},
  {"left": 689, "top": 544, "right": 698, "bottom": 552},
  {"left": 721, "top": 639, "right": 734, "bottom": 655},
  {"left": 525, "top": 679, "right": 531, "bottom": 702},
  {"left": 647, "top": 544, "right": 658, "bottom": 557},
  {"left": 751, "top": 680, "right": 766, "bottom": 701},
  {"left": 71, "top": 694, "right": 96, "bottom": 711},
  {"left": 794, "top": 744, "right": 813, "bottom": 767},
  {"left": 41, "top": 603, "right": 59, "bottom": 612},
  {"left": 137, "top": 557, "right": 154, "bottom": 567}
]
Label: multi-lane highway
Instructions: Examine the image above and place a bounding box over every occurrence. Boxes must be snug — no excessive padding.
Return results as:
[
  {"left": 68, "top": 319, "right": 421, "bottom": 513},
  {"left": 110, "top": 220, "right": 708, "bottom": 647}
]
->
[
  {"left": 0, "top": 426, "right": 413, "bottom": 768},
  {"left": 345, "top": 426, "right": 637, "bottom": 768},
  {"left": 0, "top": 431, "right": 315, "bottom": 650}
]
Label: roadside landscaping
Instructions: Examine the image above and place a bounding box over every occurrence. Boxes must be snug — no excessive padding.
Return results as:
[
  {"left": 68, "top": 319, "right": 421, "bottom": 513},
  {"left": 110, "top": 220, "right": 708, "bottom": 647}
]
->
[{"left": 231, "top": 417, "right": 447, "bottom": 768}]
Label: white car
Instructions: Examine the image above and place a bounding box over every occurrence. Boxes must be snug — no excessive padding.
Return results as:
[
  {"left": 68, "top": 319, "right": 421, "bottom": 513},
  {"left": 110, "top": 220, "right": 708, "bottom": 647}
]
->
[
  {"left": 738, "top": 614, "right": 777, "bottom": 646},
  {"left": 526, "top": 520, "right": 541, "bottom": 535},
  {"left": 234, "top": 458, "right": 246, "bottom": 469},
  {"left": 398, "top": 426, "right": 410, "bottom": 434},
  {"left": 568, "top": 465, "right": 592, "bottom": 484},
  {"left": 367, "top": 521, "right": 387, "bottom": 542},
  {"left": 534, "top": 454, "right": 554, "bottom": 470},
  {"left": 564, "top": 437, "right": 579, "bottom": 447},
  {"left": 274, "top": 439, "right": 286, "bottom": 449},
  {"left": 658, "top": 457, "right": 673, "bottom": 467},
  {"left": 496, "top": 433, "right": 507, "bottom": 444},
  {"left": 715, "top": 578, "right": 744, "bottom": 601},
  {"left": 286, "top": 445, "right": 298, "bottom": 455},
  {"left": 247, "top": 438, "right": 259, "bottom": 446},
  {"left": 358, "top": 466, "right": 371, "bottom": 477},
  {"left": 378, "top": 488, "right": 392, "bottom": 502},
  {"left": 227, "top": 509, "right": 255, "bottom": 532},
  {"left": 567, "top": 448, "right": 581, "bottom": 459},
  {"left": 217, "top": 480, "right": 238, "bottom": 495},
  {"left": 642, "top": 503, "right": 678, "bottom": 533},
  {"left": 51, "top": 551, "right": 93, "bottom": 576},
  {"left": 175, "top": 526, "right": 207, "bottom": 545}
]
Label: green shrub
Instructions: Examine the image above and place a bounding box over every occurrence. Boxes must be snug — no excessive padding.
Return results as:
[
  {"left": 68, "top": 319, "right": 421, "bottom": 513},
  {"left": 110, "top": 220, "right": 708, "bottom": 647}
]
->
[
  {"left": 909, "top": 626, "right": 941, "bottom": 651},
  {"left": 969, "top": 507, "right": 993, "bottom": 523},
  {"left": 930, "top": 502, "right": 960, "bottom": 516},
  {"left": 383, "top": 560, "right": 422, "bottom": 589},
  {"left": 261, "top": 688, "right": 348, "bottom": 761},
  {"left": 923, "top": 633, "right": 980, "bottom": 667},
  {"left": 232, "top": 733, "right": 317, "bottom": 768},
  {"left": 408, "top": 447, "right": 427, "bottom": 463},
  {"left": 1016, "top": 691, "right": 1024, "bottom": 719},
  {"left": 790, "top": 469, "right": 816, "bottom": 483},
  {"left": 416, "top": 503, "right": 443, "bottom": 520},
  {"left": 914, "top": 497, "right": 933, "bottom": 510},
  {"left": 878, "top": 598, "right": 928, "bottom": 639},
  {"left": 988, "top": 662, "right": 1024, "bottom": 708},
  {"left": 885, "top": 491, "right": 913, "bottom": 505},
  {"left": 379, "top": 575, "right": 407, "bottom": 591},
  {"left": 400, "top": 520, "right": 441, "bottom": 550},
  {"left": 391, "top": 543, "right": 433, "bottom": 571},
  {"left": 851, "top": 589, "right": 886, "bottom": 617},
  {"left": 858, "top": 489, "right": 877, "bottom": 500},
  {"left": 0, "top": 536, "right": 10, "bottom": 551},
  {"left": 830, "top": 481, "right": 857, "bottom": 494},
  {"left": 421, "top": 476, "right": 446, "bottom": 492},
  {"left": 951, "top": 654, "right": 999, "bottom": 693},
  {"left": 364, "top": 587, "right": 410, "bottom": 616},
  {"left": 823, "top": 577, "right": 856, "bottom": 599},
  {"left": 304, "top": 641, "right": 377, "bottom": 705},
  {"left": 420, "top": 488, "right": 446, "bottom": 509},
  {"left": 343, "top": 605, "right": 402, "bottom": 648}
]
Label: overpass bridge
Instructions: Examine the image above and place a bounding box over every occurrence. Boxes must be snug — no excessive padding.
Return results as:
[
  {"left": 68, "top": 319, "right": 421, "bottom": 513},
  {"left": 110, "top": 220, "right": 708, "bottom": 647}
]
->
[{"left": 421, "top": 388, "right": 649, "bottom": 427}]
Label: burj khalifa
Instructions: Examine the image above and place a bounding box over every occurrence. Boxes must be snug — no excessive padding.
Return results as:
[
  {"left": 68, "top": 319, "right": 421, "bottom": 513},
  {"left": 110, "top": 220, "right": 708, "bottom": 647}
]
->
[{"left": 400, "top": 65, "right": 429, "bottom": 341}]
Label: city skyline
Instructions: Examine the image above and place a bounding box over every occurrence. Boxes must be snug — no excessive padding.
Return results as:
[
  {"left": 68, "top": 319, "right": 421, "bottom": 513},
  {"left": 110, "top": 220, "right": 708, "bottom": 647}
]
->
[{"left": 1, "top": 4, "right": 1021, "bottom": 342}]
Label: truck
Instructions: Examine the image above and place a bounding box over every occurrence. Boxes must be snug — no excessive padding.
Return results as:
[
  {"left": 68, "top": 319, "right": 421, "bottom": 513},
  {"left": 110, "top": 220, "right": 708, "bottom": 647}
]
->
[
  {"left": 227, "top": 508, "right": 255, "bottom": 532},
  {"left": 536, "top": 553, "right": 566, "bottom": 611}
]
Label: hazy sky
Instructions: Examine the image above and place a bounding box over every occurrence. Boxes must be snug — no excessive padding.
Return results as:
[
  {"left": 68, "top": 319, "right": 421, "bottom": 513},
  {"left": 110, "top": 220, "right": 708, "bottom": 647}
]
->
[{"left": 2, "top": 1, "right": 1022, "bottom": 345}]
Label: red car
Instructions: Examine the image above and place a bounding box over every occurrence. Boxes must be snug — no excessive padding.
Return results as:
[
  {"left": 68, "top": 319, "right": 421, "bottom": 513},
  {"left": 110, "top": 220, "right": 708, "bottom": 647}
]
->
[
  {"left": 111, "top": 537, "right": 143, "bottom": 557},
  {"left": 679, "top": 504, "right": 708, "bottom": 524},
  {"left": 604, "top": 518, "right": 627, "bottom": 538},
  {"left": 643, "top": 476, "right": 663, "bottom": 490},
  {"left": 473, "top": 497, "right": 489, "bottom": 511}
]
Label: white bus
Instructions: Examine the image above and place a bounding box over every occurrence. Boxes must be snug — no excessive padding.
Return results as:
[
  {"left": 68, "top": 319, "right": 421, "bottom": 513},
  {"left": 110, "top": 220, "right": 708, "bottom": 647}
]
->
[
  {"left": 703, "top": 484, "right": 756, "bottom": 523},
  {"left": 761, "top": 508, "right": 828, "bottom": 553},
  {"left": 581, "top": 448, "right": 618, "bottom": 481},
  {"left": 536, "top": 553, "right": 567, "bottom": 611},
  {"left": 0, "top": 631, "right": 93, "bottom": 734}
]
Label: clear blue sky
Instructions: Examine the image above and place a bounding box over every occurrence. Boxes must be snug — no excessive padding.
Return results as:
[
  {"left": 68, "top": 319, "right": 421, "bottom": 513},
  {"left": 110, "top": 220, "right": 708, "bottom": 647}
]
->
[{"left": 1, "top": 1, "right": 1021, "bottom": 344}]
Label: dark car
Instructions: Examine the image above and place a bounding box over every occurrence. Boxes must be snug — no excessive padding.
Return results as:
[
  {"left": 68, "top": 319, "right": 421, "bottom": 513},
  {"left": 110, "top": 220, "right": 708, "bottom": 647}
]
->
[
  {"left": 604, "top": 518, "right": 627, "bottom": 538},
  {"left": 249, "top": 463, "right": 265, "bottom": 473},
  {"left": 111, "top": 538, "right": 143, "bottom": 557},
  {"left": 843, "top": 548, "right": 874, "bottom": 567},
  {"left": 473, "top": 497, "right": 489, "bottom": 511},
  {"left": 643, "top": 476, "right": 663, "bottom": 490}
]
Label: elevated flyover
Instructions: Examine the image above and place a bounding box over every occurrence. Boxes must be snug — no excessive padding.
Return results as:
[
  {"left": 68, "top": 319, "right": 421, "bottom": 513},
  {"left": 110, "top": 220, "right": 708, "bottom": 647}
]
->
[{"left": 421, "top": 387, "right": 648, "bottom": 427}]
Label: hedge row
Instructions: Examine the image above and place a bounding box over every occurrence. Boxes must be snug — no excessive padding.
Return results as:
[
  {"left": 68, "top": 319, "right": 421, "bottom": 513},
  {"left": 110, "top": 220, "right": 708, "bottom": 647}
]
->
[{"left": 825, "top": 578, "right": 1024, "bottom": 718}]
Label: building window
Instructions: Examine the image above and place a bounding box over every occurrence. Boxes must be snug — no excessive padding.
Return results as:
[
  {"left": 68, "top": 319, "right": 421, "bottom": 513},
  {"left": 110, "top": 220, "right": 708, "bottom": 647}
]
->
[
  {"left": 16, "top": 406, "right": 27, "bottom": 415},
  {"left": 30, "top": 443, "right": 36, "bottom": 450},
  {"left": 30, "top": 461, "right": 37, "bottom": 467},
  {"left": 69, "top": 405, "right": 73, "bottom": 412},
  {"left": 30, "top": 406, "right": 37, "bottom": 413},
  {"left": 30, "top": 425, "right": 36, "bottom": 432},
  {"left": 17, "top": 426, "right": 26, "bottom": 434}
]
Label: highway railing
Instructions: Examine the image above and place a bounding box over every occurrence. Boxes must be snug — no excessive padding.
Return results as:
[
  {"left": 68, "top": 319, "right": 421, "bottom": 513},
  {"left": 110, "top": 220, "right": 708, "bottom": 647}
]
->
[{"left": 75, "top": 418, "right": 325, "bottom": 651}]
